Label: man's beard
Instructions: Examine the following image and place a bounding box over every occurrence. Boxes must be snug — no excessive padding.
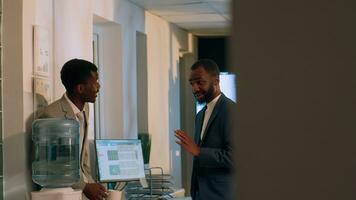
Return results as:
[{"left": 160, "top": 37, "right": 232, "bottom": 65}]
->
[{"left": 196, "top": 84, "right": 215, "bottom": 104}]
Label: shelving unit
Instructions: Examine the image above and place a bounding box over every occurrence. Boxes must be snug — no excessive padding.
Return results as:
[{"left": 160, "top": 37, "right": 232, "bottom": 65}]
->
[{"left": 125, "top": 167, "right": 175, "bottom": 200}]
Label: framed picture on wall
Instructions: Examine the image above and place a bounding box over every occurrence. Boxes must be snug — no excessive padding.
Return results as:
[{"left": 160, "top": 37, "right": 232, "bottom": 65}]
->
[{"left": 33, "top": 25, "right": 50, "bottom": 77}]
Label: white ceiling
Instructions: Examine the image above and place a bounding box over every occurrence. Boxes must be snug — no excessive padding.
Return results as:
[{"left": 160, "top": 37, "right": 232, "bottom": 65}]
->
[{"left": 128, "top": 0, "right": 231, "bottom": 36}]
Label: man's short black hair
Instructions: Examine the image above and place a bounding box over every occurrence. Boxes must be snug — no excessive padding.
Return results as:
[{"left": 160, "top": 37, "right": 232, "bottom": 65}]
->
[
  {"left": 191, "top": 59, "right": 220, "bottom": 77},
  {"left": 60, "top": 58, "right": 98, "bottom": 93}
]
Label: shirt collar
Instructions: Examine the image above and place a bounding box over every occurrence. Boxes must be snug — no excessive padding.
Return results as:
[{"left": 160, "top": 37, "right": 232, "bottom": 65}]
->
[
  {"left": 206, "top": 93, "right": 221, "bottom": 110},
  {"left": 64, "top": 93, "right": 81, "bottom": 115}
]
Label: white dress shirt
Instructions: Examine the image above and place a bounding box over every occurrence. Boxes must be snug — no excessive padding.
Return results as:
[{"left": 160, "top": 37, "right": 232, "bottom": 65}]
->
[
  {"left": 200, "top": 94, "right": 221, "bottom": 140},
  {"left": 64, "top": 93, "right": 85, "bottom": 150}
]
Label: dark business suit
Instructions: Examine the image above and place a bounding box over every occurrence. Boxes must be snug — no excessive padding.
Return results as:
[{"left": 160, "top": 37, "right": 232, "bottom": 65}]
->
[{"left": 191, "top": 93, "right": 235, "bottom": 200}]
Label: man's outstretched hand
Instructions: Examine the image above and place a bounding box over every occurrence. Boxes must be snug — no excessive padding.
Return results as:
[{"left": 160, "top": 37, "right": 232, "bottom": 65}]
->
[
  {"left": 83, "top": 183, "right": 108, "bottom": 200},
  {"left": 175, "top": 129, "right": 200, "bottom": 156}
]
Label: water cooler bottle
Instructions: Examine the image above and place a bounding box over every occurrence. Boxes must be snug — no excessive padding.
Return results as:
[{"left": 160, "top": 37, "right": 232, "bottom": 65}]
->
[{"left": 31, "top": 118, "right": 82, "bottom": 200}]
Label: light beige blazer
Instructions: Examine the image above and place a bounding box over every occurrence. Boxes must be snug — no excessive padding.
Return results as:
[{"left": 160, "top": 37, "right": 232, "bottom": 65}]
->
[{"left": 38, "top": 94, "right": 95, "bottom": 190}]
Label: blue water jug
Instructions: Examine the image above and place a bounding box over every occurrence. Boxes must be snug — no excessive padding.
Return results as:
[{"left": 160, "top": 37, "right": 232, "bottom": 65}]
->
[{"left": 32, "top": 118, "right": 80, "bottom": 188}]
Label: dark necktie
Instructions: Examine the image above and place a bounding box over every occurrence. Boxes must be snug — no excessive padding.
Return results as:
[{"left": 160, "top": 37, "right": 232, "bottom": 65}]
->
[
  {"left": 199, "top": 105, "right": 207, "bottom": 145},
  {"left": 77, "top": 111, "right": 87, "bottom": 173}
]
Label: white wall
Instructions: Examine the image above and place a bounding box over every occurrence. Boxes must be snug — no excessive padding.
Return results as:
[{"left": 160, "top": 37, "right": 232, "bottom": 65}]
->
[
  {"left": 3, "top": 0, "right": 194, "bottom": 197},
  {"left": 3, "top": 0, "right": 54, "bottom": 199},
  {"left": 93, "top": 23, "right": 124, "bottom": 139},
  {"left": 93, "top": 2, "right": 194, "bottom": 188},
  {"left": 3, "top": 0, "right": 27, "bottom": 199},
  {"left": 145, "top": 12, "right": 191, "bottom": 187},
  {"left": 93, "top": 0, "right": 145, "bottom": 138},
  {"left": 53, "top": 0, "right": 93, "bottom": 98}
]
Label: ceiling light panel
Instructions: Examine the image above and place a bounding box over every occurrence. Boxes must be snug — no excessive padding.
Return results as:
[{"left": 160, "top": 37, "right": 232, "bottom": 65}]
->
[
  {"left": 129, "top": 0, "right": 204, "bottom": 8},
  {"left": 163, "top": 13, "right": 225, "bottom": 23},
  {"left": 128, "top": 0, "right": 231, "bottom": 34},
  {"left": 149, "top": 3, "right": 214, "bottom": 16},
  {"left": 208, "top": 1, "right": 230, "bottom": 14}
]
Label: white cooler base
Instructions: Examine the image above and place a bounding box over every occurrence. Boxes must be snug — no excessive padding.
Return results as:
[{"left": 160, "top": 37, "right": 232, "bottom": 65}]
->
[{"left": 32, "top": 187, "right": 82, "bottom": 200}]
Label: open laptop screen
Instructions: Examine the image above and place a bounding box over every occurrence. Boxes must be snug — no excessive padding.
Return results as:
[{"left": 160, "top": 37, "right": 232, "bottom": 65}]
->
[{"left": 95, "top": 139, "right": 145, "bottom": 182}]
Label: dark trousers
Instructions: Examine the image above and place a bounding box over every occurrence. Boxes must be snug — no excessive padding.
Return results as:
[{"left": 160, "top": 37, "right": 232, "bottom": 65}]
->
[{"left": 193, "top": 191, "right": 200, "bottom": 200}]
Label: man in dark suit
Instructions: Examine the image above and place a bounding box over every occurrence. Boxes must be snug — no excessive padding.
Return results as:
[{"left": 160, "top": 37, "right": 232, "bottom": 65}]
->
[
  {"left": 175, "top": 59, "right": 235, "bottom": 200},
  {"left": 39, "top": 59, "right": 108, "bottom": 200}
]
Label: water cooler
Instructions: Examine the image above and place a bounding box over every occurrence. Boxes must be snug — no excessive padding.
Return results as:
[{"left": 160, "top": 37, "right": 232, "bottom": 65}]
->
[{"left": 31, "top": 118, "right": 82, "bottom": 200}]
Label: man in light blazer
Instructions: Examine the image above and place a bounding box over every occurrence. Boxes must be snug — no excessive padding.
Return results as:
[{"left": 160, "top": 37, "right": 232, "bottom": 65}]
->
[
  {"left": 175, "top": 59, "right": 235, "bottom": 200},
  {"left": 39, "top": 59, "right": 108, "bottom": 200}
]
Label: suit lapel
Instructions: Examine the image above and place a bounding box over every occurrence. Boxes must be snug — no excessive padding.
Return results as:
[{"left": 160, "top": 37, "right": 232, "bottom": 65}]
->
[
  {"left": 201, "top": 94, "right": 224, "bottom": 143},
  {"left": 59, "top": 95, "right": 76, "bottom": 120},
  {"left": 60, "top": 95, "right": 90, "bottom": 136}
]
